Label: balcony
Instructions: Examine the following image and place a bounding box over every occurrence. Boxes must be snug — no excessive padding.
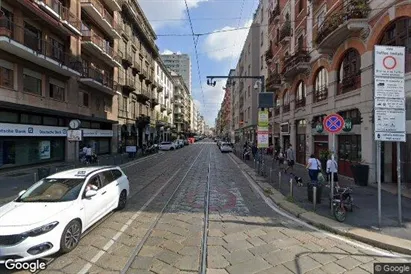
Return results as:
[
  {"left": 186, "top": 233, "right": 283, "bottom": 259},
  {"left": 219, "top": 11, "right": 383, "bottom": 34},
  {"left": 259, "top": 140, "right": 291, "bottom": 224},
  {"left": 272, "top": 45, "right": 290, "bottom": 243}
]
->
[
  {"left": 36, "top": 0, "right": 82, "bottom": 35},
  {"left": 157, "top": 82, "right": 163, "bottom": 92},
  {"left": 274, "top": 107, "right": 280, "bottom": 116},
  {"left": 266, "top": 72, "right": 282, "bottom": 91},
  {"left": 80, "top": 0, "right": 120, "bottom": 39},
  {"left": 100, "top": 0, "right": 121, "bottom": 11},
  {"left": 281, "top": 50, "right": 310, "bottom": 79},
  {"left": 265, "top": 47, "right": 273, "bottom": 63},
  {"left": 174, "top": 100, "right": 183, "bottom": 107},
  {"left": 0, "top": 20, "right": 81, "bottom": 76},
  {"left": 175, "top": 117, "right": 183, "bottom": 123},
  {"left": 150, "top": 97, "right": 159, "bottom": 108},
  {"left": 338, "top": 74, "right": 361, "bottom": 95},
  {"left": 146, "top": 72, "right": 154, "bottom": 84},
  {"left": 118, "top": 109, "right": 128, "bottom": 118},
  {"left": 165, "top": 92, "right": 169, "bottom": 99},
  {"left": 167, "top": 107, "right": 172, "bottom": 114},
  {"left": 313, "top": 86, "right": 328, "bottom": 102},
  {"left": 160, "top": 104, "right": 166, "bottom": 111},
  {"left": 132, "top": 60, "right": 141, "bottom": 74},
  {"left": 81, "top": 30, "right": 122, "bottom": 67},
  {"left": 136, "top": 85, "right": 150, "bottom": 102},
  {"left": 283, "top": 104, "right": 290, "bottom": 113},
  {"left": 295, "top": 98, "right": 306, "bottom": 108},
  {"left": 122, "top": 51, "right": 132, "bottom": 67},
  {"left": 280, "top": 21, "right": 291, "bottom": 45},
  {"left": 80, "top": 66, "right": 115, "bottom": 95},
  {"left": 139, "top": 67, "right": 148, "bottom": 79},
  {"left": 269, "top": 5, "right": 280, "bottom": 24},
  {"left": 315, "top": 0, "right": 370, "bottom": 52},
  {"left": 121, "top": 72, "right": 135, "bottom": 92},
  {"left": 174, "top": 92, "right": 183, "bottom": 99}
]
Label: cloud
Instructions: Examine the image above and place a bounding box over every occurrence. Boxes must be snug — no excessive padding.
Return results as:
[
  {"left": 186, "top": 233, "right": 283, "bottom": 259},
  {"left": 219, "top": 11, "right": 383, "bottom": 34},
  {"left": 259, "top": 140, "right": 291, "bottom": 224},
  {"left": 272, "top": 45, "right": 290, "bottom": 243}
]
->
[
  {"left": 203, "top": 20, "right": 253, "bottom": 61},
  {"left": 139, "top": 0, "right": 208, "bottom": 30},
  {"left": 161, "top": 49, "right": 174, "bottom": 55},
  {"left": 193, "top": 80, "right": 225, "bottom": 125}
]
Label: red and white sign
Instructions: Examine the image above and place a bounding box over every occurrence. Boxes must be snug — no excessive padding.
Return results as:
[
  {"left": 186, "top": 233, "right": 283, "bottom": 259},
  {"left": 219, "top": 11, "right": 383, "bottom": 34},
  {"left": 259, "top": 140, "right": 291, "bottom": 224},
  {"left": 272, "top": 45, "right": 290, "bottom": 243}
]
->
[
  {"left": 323, "top": 113, "right": 344, "bottom": 134},
  {"left": 374, "top": 45, "right": 405, "bottom": 78}
]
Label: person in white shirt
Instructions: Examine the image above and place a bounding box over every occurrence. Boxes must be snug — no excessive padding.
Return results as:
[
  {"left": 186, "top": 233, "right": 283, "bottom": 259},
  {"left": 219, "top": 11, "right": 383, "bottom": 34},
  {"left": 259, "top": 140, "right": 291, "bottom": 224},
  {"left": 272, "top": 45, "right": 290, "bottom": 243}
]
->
[
  {"left": 326, "top": 156, "right": 339, "bottom": 187},
  {"left": 86, "top": 145, "right": 92, "bottom": 163},
  {"left": 306, "top": 154, "right": 321, "bottom": 183}
]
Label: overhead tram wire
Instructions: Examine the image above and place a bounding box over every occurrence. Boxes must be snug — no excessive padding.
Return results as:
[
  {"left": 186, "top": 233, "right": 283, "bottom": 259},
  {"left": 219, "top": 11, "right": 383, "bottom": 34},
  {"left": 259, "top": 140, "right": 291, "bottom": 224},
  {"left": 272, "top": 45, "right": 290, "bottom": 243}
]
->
[{"left": 183, "top": 0, "right": 205, "bottom": 105}]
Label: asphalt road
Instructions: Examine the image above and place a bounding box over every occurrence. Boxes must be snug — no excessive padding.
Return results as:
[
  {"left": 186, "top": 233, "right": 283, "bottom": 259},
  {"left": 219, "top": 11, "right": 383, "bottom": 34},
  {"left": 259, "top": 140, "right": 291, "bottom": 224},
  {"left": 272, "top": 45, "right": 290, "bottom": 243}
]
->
[{"left": 1, "top": 140, "right": 410, "bottom": 274}]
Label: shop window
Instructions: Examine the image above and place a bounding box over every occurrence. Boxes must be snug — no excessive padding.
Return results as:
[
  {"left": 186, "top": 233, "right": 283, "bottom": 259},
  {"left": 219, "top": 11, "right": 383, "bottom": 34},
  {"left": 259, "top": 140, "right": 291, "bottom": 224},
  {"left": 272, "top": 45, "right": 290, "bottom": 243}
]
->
[
  {"left": 43, "top": 116, "right": 58, "bottom": 126},
  {"left": 20, "top": 114, "right": 42, "bottom": 125},
  {"left": 0, "top": 111, "right": 18, "bottom": 123},
  {"left": 338, "top": 109, "right": 361, "bottom": 124},
  {"left": 81, "top": 121, "right": 90, "bottom": 128},
  {"left": 338, "top": 135, "right": 361, "bottom": 161},
  {"left": 23, "top": 69, "right": 42, "bottom": 95},
  {"left": 379, "top": 18, "right": 411, "bottom": 72},
  {"left": 49, "top": 83, "right": 65, "bottom": 101},
  {"left": 91, "top": 122, "right": 100, "bottom": 129},
  {"left": 314, "top": 67, "right": 328, "bottom": 102},
  {"left": 337, "top": 49, "right": 361, "bottom": 94}
]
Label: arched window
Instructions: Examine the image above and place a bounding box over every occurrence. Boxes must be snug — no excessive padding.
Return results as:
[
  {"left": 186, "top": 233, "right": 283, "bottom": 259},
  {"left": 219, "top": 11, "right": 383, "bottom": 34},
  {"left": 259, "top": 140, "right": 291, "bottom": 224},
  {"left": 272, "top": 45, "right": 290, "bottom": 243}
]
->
[
  {"left": 295, "top": 81, "right": 306, "bottom": 108},
  {"left": 338, "top": 49, "right": 361, "bottom": 95},
  {"left": 283, "top": 90, "right": 290, "bottom": 113},
  {"left": 380, "top": 18, "right": 411, "bottom": 72},
  {"left": 314, "top": 67, "right": 328, "bottom": 102}
]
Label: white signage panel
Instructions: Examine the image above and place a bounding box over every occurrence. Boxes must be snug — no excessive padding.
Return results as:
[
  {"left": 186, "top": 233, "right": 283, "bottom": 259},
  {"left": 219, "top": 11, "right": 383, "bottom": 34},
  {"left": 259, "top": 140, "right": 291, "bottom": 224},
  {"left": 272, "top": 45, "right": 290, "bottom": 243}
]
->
[
  {"left": 375, "top": 109, "right": 406, "bottom": 132},
  {"left": 374, "top": 78, "right": 405, "bottom": 98},
  {"left": 374, "top": 97, "right": 405, "bottom": 109},
  {"left": 375, "top": 132, "right": 406, "bottom": 142},
  {"left": 257, "top": 133, "right": 269, "bottom": 148},
  {"left": 0, "top": 123, "right": 113, "bottom": 137},
  {"left": 257, "top": 126, "right": 269, "bottom": 133},
  {"left": 39, "top": 141, "right": 51, "bottom": 159},
  {"left": 374, "top": 45, "right": 405, "bottom": 78}
]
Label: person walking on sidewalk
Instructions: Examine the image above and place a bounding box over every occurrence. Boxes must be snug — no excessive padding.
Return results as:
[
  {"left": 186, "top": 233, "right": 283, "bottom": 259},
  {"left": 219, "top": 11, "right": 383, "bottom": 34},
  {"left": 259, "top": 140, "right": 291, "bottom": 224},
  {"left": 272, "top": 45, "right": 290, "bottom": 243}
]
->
[
  {"left": 306, "top": 154, "right": 321, "bottom": 184},
  {"left": 327, "top": 155, "right": 339, "bottom": 188},
  {"left": 285, "top": 144, "right": 295, "bottom": 173}
]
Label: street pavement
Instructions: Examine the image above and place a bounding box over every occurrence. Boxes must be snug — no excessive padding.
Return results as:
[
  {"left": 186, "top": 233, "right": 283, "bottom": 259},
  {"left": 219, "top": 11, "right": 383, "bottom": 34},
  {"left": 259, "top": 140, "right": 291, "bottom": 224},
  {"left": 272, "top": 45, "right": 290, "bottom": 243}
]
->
[
  {"left": 232, "top": 146, "right": 411, "bottom": 241},
  {"left": 1, "top": 141, "right": 411, "bottom": 273}
]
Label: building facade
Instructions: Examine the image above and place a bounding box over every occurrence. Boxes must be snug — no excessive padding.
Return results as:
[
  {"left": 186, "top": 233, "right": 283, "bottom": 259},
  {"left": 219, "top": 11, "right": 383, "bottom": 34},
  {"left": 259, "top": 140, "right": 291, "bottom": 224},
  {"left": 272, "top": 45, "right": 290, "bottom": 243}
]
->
[
  {"left": 0, "top": 0, "right": 119, "bottom": 170},
  {"left": 161, "top": 53, "right": 192, "bottom": 93},
  {"left": 171, "top": 72, "right": 190, "bottom": 137},
  {"left": 266, "top": 0, "right": 411, "bottom": 184},
  {"left": 191, "top": 102, "right": 198, "bottom": 134}
]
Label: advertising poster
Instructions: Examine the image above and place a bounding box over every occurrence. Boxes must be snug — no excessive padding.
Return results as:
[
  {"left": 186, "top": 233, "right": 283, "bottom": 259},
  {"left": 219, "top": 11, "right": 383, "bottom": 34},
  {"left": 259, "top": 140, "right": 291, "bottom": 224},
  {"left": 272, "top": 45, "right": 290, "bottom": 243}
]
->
[{"left": 39, "top": 141, "right": 51, "bottom": 160}]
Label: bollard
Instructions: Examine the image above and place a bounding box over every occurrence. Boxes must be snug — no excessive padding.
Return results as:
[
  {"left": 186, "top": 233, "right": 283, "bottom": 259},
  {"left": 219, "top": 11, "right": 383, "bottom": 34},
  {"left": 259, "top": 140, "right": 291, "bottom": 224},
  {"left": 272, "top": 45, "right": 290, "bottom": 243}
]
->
[
  {"left": 279, "top": 171, "right": 282, "bottom": 189},
  {"left": 254, "top": 159, "right": 256, "bottom": 169},
  {"left": 313, "top": 186, "right": 317, "bottom": 211},
  {"left": 269, "top": 168, "right": 272, "bottom": 182},
  {"left": 97, "top": 160, "right": 100, "bottom": 166},
  {"left": 289, "top": 177, "right": 293, "bottom": 197},
  {"left": 34, "top": 172, "right": 37, "bottom": 183}
]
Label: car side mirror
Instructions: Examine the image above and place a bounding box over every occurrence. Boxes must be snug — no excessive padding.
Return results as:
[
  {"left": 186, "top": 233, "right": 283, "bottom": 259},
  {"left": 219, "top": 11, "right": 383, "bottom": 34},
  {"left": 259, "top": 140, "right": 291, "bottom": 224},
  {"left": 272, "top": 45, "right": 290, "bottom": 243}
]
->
[
  {"left": 85, "top": 189, "right": 97, "bottom": 198},
  {"left": 18, "top": 190, "right": 26, "bottom": 197}
]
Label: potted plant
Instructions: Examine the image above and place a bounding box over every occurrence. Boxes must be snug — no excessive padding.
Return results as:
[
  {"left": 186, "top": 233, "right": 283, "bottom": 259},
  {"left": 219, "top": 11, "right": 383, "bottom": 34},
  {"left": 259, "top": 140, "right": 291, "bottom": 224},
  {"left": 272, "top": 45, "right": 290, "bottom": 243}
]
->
[{"left": 350, "top": 158, "right": 369, "bottom": 186}]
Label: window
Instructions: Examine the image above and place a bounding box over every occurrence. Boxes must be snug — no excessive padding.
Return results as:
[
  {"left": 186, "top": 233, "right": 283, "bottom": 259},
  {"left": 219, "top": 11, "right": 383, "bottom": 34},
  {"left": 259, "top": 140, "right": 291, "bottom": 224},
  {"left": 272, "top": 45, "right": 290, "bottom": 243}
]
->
[
  {"left": 298, "top": 0, "right": 303, "bottom": 13},
  {"left": 261, "top": 31, "right": 264, "bottom": 46},
  {"left": 261, "top": 55, "right": 263, "bottom": 69},
  {"left": 338, "top": 109, "right": 361, "bottom": 124},
  {"left": 283, "top": 90, "right": 290, "bottom": 112},
  {"left": 21, "top": 114, "right": 42, "bottom": 124},
  {"left": 317, "top": 11, "right": 325, "bottom": 29},
  {"left": 0, "top": 111, "right": 18, "bottom": 123},
  {"left": 0, "top": 65, "right": 13, "bottom": 89},
  {"left": 248, "top": 85, "right": 250, "bottom": 97},
  {"left": 314, "top": 67, "right": 328, "bottom": 102},
  {"left": 23, "top": 69, "right": 42, "bottom": 95},
  {"left": 24, "top": 22, "right": 42, "bottom": 52},
  {"left": 0, "top": 8, "right": 13, "bottom": 31},
  {"left": 80, "top": 91, "right": 89, "bottom": 107},
  {"left": 50, "top": 38, "right": 64, "bottom": 61},
  {"left": 297, "top": 35, "right": 304, "bottom": 51},
  {"left": 49, "top": 80, "right": 65, "bottom": 101},
  {"left": 338, "top": 49, "right": 361, "bottom": 94},
  {"left": 338, "top": 135, "right": 361, "bottom": 161},
  {"left": 100, "top": 171, "right": 114, "bottom": 187},
  {"left": 379, "top": 18, "right": 411, "bottom": 72},
  {"left": 295, "top": 81, "right": 305, "bottom": 108}
]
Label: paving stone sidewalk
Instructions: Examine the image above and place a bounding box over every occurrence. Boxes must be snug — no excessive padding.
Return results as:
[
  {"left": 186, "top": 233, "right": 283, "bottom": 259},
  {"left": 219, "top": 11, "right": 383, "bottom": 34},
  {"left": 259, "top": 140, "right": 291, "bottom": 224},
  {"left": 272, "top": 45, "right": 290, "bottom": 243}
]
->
[{"left": 233, "top": 145, "right": 411, "bottom": 241}]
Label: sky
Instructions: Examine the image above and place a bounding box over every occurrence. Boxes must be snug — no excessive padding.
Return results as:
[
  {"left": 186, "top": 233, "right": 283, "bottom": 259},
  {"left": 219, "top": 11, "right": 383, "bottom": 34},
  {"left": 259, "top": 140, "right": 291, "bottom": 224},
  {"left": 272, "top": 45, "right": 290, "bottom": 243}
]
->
[{"left": 138, "top": 0, "right": 260, "bottom": 127}]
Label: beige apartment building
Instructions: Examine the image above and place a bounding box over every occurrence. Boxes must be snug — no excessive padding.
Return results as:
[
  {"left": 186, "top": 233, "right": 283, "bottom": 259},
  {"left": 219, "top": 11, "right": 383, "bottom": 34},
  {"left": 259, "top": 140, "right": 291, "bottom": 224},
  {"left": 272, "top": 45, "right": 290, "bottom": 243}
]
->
[{"left": 171, "top": 72, "right": 190, "bottom": 137}]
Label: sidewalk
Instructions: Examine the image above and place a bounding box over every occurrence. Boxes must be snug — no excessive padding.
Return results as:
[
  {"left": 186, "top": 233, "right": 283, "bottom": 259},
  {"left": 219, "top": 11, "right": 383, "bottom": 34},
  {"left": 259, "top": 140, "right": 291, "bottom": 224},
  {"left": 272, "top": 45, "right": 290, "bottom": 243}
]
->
[
  {"left": 233, "top": 145, "right": 411, "bottom": 254},
  {"left": 0, "top": 152, "right": 139, "bottom": 205}
]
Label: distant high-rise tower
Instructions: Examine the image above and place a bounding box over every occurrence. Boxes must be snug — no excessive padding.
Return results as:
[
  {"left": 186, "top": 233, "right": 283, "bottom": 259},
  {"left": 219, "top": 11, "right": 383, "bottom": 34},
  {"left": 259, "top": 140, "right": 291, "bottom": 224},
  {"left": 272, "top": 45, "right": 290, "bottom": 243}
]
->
[{"left": 161, "top": 53, "right": 192, "bottom": 94}]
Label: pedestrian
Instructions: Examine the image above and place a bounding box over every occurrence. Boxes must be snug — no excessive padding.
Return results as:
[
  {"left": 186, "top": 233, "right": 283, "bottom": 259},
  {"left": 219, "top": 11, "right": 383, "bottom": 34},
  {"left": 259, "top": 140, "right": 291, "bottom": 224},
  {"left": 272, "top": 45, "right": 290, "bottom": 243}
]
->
[
  {"left": 306, "top": 154, "right": 321, "bottom": 184},
  {"left": 251, "top": 143, "right": 258, "bottom": 160},
  {"left": 326, "top": 155, "right": 339, "bottom": 188},
  {"left": 285, "top": 144, "right": 295, "bottom": 173},
  {"left": 86, "top": 145, "right": 92, "bottom": 163}
]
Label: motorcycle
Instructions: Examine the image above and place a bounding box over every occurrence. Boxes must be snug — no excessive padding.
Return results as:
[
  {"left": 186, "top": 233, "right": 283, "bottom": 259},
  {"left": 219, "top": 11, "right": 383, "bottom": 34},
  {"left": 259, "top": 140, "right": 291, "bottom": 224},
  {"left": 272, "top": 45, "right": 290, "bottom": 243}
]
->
[{"left": 330, "top": 187, "right": 353, "bottom": 222}]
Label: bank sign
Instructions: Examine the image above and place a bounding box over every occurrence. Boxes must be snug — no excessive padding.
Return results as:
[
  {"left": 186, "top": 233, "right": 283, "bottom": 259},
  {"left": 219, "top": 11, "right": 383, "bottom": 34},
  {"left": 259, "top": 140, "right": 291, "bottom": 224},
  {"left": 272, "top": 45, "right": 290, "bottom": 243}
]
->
[{"left": 0, "top": 123, "right": 113, "bottom": 137}]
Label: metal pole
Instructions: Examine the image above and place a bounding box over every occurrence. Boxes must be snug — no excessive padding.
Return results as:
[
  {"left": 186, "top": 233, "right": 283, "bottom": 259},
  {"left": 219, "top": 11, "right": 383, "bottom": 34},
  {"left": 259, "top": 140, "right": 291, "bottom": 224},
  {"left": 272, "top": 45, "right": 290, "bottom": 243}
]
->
[
  {"left": 34, "top": 172, "right": 37, "bottom": 183},
  {"left": 313, "top": 186, "right": 317, "bottom": 211},
  {"left": 279, "top": 171, "right": 282, "bottom": 189},
  {"left": 397, "top": 142, "right": 402, "bottom": 225},
  {"left": 270, "top": 168, "right": 272, "bottom": 183},
  {"left": 330, "top": 133, "right": 335, "bottom": 215},
  {"left": 289, "top": 176, "right": 293, "bottom": 197},
  {"left": 377, "top": 141, "right": 382, "bottom": 228}
]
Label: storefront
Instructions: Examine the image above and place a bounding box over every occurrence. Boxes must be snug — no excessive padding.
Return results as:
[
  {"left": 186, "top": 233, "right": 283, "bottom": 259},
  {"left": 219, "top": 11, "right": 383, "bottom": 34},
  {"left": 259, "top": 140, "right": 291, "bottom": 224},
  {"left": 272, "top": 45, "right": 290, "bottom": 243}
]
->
[
  {"left": 0, "top": 123, "right": 113, "bottom": 169},
  {"left": 296, "top": 119, "right": 306, "bottom": 164}
]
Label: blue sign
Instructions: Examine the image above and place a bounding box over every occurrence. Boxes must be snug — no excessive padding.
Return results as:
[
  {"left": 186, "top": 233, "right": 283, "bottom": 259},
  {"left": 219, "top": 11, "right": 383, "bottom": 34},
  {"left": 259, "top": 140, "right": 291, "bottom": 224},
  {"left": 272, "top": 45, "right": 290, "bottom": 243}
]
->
[{"left": 323, "top": 114, "right": 344, "bottom": 133}]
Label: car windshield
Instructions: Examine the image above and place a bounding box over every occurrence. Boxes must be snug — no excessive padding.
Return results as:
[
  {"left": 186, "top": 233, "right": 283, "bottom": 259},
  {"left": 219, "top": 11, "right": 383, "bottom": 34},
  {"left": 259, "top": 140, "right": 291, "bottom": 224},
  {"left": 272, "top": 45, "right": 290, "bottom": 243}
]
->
[{"left": 15, "top": 178, "right": 85, "bottom": 203}]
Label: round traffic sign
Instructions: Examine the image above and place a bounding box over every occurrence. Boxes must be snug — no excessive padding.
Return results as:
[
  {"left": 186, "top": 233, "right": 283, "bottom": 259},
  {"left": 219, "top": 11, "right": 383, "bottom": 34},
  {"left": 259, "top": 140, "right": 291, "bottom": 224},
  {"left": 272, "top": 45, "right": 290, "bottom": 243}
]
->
[
  {"left": 323, "top": 114, "right": 344, "bottom": 133},
  {"left": 383, "top": 56, "right": 397, "bottom": 70}
]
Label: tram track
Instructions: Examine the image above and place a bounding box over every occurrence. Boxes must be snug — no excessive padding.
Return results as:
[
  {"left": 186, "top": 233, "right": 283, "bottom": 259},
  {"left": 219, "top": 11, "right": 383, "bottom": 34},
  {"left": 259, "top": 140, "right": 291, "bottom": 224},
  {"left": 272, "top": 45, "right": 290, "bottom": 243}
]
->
[{"left": 29, "top": 144, "right": 204, "bottom": 274}]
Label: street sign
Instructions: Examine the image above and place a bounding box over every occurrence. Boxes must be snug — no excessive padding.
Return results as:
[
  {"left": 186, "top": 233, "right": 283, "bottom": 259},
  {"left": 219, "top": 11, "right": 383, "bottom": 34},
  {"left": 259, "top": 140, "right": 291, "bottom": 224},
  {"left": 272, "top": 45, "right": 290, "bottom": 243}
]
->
[
  {"left": 374, "top": 97, "right": 405, "bottom": 109},
  {"left": 374, "top": 78, "right": 404, "bottom": 98},
  {"left": 375, "top": 132, "right": 406, "bottom": 142},
  {"left": 343, "top": 118, "right": 352, "bottom": 132},
  {"left": 374, "top": 45, "right": 405, "bottom": 78},
  {"left": 257, "top": 110, "right": 269, "bottom": 148},
  {"left": 323, "top": 114, "right": 344, "bottom": 133},
  {"left": 375, "top": 109, "right": 406, "bottom": 132}
]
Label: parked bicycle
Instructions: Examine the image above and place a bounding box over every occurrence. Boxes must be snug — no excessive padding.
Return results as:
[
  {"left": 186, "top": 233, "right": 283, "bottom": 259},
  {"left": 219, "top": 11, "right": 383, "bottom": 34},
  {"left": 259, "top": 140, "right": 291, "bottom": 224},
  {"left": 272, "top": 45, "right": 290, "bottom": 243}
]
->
[{"left": 330, "top": 186, "right": 354, "bottom": 222}]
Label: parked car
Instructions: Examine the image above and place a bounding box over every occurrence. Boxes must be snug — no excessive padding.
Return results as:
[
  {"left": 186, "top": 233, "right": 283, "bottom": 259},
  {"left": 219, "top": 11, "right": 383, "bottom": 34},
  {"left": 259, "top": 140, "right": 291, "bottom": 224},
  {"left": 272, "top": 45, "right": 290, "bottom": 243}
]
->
[
  {"left": 184, "top": 139, "right": 189, "bottom": 145},
  {"left": 220, "top": 142, "right": 233, "bottom": 153},
  {"left": 0, "top": 166, "right": 129, "bottom": 262},
  {"left": 159, "top": 141, "right": 176, "bottom": 150},
  {"left": 176, "top": 140, "right": 185, "bottom": 148}
]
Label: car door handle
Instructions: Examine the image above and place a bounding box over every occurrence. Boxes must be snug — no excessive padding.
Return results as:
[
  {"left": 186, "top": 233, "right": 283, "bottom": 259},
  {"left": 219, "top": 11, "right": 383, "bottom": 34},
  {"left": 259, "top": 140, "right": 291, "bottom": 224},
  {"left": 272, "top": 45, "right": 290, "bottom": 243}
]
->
[
  {"left": 116, "top": 183, "right": 119, "bottom": 186},
  {"left": 102, "top": 191, "right": 106, "bottom": 195}
]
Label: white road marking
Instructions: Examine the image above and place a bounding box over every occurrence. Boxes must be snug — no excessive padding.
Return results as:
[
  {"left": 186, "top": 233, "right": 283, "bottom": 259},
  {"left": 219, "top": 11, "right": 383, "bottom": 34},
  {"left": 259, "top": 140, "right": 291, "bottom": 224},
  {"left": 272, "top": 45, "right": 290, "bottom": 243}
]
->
[
  {"left": 227, "top": 154, "right": 411, "bottom": 260},
  {"left": 78, "top": 166, "right": 183, "bottom": 274}
]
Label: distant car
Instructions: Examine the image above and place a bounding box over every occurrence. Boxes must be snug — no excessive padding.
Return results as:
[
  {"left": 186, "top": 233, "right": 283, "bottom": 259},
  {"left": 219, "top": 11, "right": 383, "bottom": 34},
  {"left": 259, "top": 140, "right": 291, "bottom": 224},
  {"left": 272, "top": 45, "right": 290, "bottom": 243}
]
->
[
  {"left": 159, "top": 141, "right": 176, "bottom": 150},
  {"left": 184, "top": 139, "right": 189, "bottom": 145},
  {"left": 220, "top": 142, "right": 233, "bottom": 153},
  {"left": 0, "top": 166, "right": 129, "bottom": 262},
  {"left": 176, "top": 140, "right": 184, "bottom": 148}
]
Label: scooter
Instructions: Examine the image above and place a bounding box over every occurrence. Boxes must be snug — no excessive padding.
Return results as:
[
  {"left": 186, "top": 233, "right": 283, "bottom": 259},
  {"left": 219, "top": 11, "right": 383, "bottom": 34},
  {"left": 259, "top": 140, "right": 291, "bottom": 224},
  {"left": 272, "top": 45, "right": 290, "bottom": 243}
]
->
[{"left": 331, "top": 187, "right": 353, "bottom": 222}]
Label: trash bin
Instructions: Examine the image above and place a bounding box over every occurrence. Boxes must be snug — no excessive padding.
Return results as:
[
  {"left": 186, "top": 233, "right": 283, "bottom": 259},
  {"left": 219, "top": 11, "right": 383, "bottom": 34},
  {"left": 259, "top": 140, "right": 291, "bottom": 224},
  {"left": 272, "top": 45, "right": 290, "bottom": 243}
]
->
[
  {"left": 307, "top": 183, "right": 322, "bottom": 204},
  {"left": 37, "top": 167, "right": 51, "bottom": 180}
]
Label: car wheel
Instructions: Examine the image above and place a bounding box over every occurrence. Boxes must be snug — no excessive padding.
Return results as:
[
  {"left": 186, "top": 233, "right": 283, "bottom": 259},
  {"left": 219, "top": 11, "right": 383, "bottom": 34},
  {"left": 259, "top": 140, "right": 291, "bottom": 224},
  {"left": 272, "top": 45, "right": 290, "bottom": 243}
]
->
[
  {"left": 117, "top": 190, "right": 127, "bottom": 210},
  {"left": 60, "top": 220, "right": 82, "bottom": 254}
]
